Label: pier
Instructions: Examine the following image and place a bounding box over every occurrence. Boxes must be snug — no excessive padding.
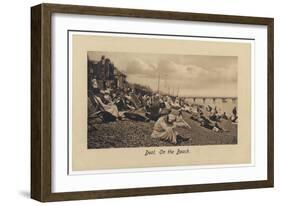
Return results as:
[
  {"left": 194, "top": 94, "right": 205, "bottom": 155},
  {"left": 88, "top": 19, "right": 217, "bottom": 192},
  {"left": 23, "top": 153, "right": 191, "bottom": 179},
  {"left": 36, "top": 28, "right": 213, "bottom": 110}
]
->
[{"left": 185, "top": 96, "right": 237, "bottom": 104}]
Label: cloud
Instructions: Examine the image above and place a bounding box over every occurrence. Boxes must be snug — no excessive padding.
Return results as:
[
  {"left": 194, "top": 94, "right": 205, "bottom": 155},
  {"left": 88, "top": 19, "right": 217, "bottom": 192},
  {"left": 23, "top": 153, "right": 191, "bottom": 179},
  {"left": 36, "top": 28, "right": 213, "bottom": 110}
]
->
[
  {"left": 88, "top": 51, "right": 237, "bottom": 96},
  {"left": 125, "top": 58, "right": 156, "bottom": 76},
  {"left": 157, "top": 60, "right": 177, "bottom": 74},
  {"left": 126, "top": 57, "right": 237, "bottom": 85}
]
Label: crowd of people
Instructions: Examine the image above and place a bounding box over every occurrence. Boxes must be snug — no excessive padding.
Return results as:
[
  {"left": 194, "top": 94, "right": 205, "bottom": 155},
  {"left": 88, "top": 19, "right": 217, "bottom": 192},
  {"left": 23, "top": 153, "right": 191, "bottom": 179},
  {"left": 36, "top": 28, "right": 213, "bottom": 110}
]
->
[
  {"left": 88, "top": 86, "right": 238, "bottom": 144},
  {"left": 88, "top": 56, "right": 238, "bottom": 144}
]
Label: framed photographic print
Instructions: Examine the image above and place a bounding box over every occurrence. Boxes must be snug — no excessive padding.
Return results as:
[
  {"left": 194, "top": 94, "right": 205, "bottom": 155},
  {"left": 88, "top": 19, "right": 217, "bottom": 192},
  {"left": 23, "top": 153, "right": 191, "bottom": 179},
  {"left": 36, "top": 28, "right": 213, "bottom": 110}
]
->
[{"left": 31, "top": 3, "right": 274, "bottom": 202}]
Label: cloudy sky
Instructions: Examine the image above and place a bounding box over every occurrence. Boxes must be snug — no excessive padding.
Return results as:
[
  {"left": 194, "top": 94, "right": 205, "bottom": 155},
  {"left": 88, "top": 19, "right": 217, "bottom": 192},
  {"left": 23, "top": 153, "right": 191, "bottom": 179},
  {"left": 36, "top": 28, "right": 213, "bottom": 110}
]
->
[{"left": 88, "top": 51, "right": 238, "bottom": 97}]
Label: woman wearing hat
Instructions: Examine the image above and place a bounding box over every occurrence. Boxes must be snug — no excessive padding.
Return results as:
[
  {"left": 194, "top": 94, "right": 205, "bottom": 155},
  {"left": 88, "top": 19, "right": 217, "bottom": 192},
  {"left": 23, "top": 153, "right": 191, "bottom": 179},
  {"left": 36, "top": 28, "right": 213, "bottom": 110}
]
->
[{"left": 151, "top": 109, "right": 191, "bottom": 144}]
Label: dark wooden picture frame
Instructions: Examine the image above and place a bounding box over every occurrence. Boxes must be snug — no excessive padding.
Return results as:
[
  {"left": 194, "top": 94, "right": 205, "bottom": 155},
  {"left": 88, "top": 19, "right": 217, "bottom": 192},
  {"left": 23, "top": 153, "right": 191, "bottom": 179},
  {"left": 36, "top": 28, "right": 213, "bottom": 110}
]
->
[{"left": 31, "top": 3, "right": 274, "bottom": 202}]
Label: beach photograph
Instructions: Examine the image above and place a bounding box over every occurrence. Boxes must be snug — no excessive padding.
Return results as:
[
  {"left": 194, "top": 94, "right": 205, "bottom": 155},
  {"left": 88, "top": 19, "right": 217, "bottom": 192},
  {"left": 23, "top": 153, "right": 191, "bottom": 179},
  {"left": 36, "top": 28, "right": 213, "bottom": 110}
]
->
[{"left": 87, "top": 51, "right": 238, "bottom": 149}]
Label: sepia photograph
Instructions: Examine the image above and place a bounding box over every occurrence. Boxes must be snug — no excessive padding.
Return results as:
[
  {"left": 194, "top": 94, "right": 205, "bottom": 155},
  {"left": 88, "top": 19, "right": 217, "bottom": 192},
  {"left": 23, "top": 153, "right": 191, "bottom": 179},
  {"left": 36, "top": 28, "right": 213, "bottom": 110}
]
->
[{"left": 87, "top": 51, "right": 238, "bottom": 149}]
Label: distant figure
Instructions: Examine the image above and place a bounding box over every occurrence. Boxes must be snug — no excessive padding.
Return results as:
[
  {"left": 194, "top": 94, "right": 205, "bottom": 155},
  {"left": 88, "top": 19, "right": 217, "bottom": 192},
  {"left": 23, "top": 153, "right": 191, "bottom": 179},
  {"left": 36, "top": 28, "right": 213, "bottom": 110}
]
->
[
  {"left": 221, "top": 112, "right": 228, "bottom": 120},
  {"left": 206, "top": 105, "right": 212, "bottom": 112},
  {"left": 231, "top": 106, "right": 238, "bottom": 123},
  {"left": 233, "top": 106, "right": 237, "bottom": 115}
]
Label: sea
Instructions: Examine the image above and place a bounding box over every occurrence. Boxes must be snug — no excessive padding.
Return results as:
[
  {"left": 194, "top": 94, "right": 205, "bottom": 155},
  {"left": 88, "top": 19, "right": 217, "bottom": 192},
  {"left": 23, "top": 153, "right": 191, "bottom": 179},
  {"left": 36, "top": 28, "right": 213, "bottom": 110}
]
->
[{"left": 188, "top": 98, "right": 238, "bottom": 115}]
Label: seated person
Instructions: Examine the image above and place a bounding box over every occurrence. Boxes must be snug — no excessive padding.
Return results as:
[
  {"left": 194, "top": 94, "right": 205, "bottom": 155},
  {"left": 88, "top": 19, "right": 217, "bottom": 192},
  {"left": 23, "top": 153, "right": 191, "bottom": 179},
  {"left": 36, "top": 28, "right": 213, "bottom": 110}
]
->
[
  {"left": 94, "top": 94, "right": 120, "bottom": 119},
  {"left": 151, "top": 110, "right": 191, "bottom": 144}
]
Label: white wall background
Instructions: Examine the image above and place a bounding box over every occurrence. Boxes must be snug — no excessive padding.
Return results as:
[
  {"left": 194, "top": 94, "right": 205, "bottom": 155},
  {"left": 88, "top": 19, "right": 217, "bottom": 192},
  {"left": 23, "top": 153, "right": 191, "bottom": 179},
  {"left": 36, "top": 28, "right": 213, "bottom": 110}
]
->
[{"left": 0, "top": 0, "right": 279, "bottom": 205}]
